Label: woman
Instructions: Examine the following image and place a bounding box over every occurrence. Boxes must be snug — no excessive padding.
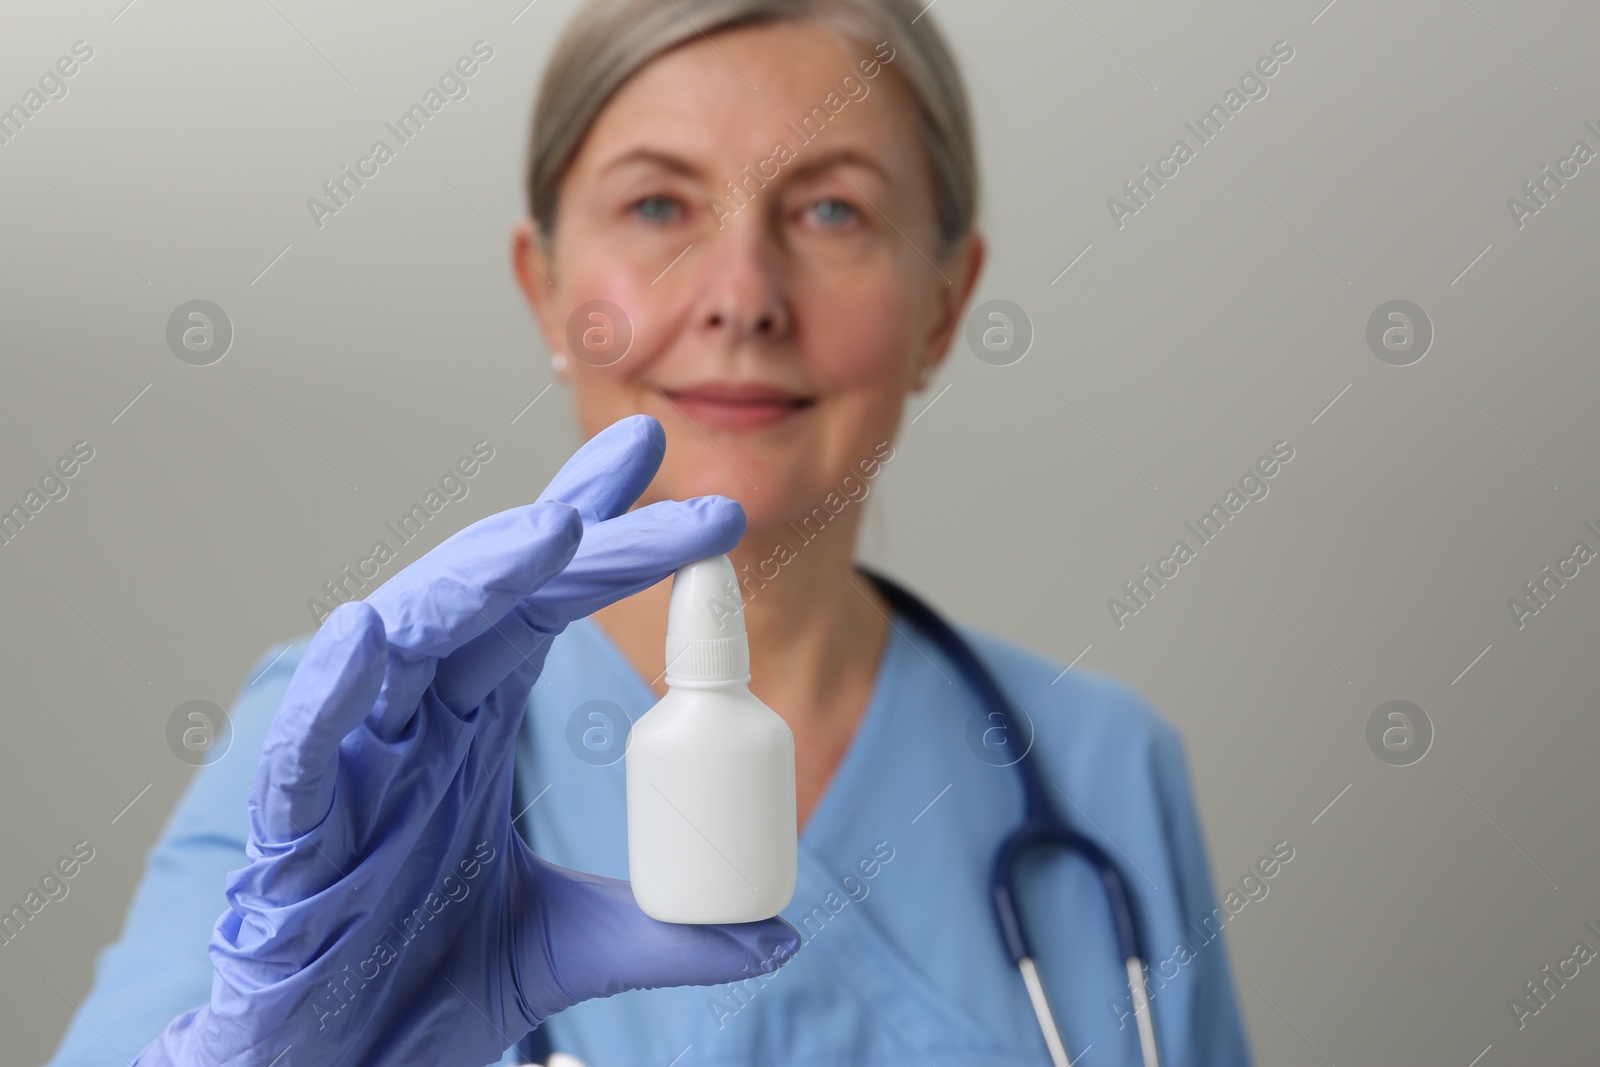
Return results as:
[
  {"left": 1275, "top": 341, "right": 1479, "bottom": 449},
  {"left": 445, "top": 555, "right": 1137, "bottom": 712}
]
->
[{"left": 47, "top": 1, "right": 1251, "bottom": 1064}]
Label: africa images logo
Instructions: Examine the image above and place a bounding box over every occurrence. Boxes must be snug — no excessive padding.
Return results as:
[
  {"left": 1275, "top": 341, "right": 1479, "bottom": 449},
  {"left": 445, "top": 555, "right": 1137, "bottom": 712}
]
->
[
  {"left": 305, "top": 41, "right": 494, "bottom": 230},
  {"left": 1105, "top": 40, "right": 1295, "bottom": 229},
  {"left": 1106, "top": 441, "right": 1295, "bottom": 629}
]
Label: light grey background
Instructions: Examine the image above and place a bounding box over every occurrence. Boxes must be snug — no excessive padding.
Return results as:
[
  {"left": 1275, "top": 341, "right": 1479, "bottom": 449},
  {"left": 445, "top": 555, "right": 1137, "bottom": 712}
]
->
[{"left": 3, "top": 0, "right": 1597, "bottom": 1063}]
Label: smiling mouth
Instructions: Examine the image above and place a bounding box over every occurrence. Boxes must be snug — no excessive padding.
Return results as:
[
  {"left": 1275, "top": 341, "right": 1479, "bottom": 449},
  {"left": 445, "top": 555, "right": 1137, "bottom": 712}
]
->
[{"left": 657, "top": 383, "right": 817, "bottom": 430}]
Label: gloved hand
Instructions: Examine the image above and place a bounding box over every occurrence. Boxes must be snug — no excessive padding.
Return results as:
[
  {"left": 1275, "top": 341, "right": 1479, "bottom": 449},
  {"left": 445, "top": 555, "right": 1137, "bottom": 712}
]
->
[{"left": 136, "top": 414, "right": 801, "bottom": 1066}]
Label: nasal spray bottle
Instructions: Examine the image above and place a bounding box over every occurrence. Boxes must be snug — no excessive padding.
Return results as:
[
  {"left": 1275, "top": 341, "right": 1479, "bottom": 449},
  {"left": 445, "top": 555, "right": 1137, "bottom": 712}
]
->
[{"left": 626, "top": 553, "right": 798, "bottom": 923}]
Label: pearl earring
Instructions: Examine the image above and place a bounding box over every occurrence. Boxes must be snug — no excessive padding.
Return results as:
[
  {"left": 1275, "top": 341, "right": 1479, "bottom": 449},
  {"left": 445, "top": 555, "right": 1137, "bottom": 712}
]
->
[{"left": 551, "top": 352, "right": 569, "bottom": 376}]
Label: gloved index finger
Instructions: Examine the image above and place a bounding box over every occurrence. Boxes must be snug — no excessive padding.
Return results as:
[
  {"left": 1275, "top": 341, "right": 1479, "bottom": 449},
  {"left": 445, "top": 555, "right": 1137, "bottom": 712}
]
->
[
  {"left": 534, "top": 413, "right": 666, "bottom": 525},
  {"left": 522, "top": 495, "right": 746, "bottom": 631},
  {"left": 432, "top": 494, "right": 745, "bottom": 713},
  {"left": 368, "top": 414, "right": 661, "bottom": 660},
  {"left": 364, "top": 500, "right": 583, "bottom": 659}
]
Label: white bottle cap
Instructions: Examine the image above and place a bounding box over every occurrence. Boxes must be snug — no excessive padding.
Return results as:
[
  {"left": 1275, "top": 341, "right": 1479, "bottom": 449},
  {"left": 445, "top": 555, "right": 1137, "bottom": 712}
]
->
[{"left": 664, "top": 554, "right": 751, "bottom": 685}]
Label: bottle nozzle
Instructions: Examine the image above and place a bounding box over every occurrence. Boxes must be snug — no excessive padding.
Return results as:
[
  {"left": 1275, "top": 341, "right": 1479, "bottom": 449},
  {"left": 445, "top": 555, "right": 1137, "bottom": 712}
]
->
[{"left": 664, "top": 554, "right": 750, "bottom": 685}]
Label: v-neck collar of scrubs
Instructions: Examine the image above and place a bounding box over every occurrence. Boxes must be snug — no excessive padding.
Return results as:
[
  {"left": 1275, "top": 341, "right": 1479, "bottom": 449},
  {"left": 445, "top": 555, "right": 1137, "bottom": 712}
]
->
[{"left": 564, "top": 602, "right": 909, "bottom": 848}]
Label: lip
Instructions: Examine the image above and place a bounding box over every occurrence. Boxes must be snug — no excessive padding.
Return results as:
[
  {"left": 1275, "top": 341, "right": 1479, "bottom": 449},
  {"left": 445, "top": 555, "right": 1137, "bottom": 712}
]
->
[{"left": 658, "top": 381, "right": 817, "bottom": 431}]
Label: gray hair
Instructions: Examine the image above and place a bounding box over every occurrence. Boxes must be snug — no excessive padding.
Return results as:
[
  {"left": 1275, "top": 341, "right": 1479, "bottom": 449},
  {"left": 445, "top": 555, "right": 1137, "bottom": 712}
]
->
[{"left": 525, "top": 0, "right": 978, "bottom": 257}]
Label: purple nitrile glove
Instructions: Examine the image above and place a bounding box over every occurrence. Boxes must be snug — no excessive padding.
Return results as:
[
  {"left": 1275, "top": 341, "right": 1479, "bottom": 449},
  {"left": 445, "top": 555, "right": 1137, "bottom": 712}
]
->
[{"left": 135, "top": 414, "right": 800, "bottom": 1067}]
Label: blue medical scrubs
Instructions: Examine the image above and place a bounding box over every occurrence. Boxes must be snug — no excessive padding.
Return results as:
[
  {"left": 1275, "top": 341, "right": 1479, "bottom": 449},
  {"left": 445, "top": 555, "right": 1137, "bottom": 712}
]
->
[{"left": 45, "top": 608, "right": 1252, "bottom": 1066}]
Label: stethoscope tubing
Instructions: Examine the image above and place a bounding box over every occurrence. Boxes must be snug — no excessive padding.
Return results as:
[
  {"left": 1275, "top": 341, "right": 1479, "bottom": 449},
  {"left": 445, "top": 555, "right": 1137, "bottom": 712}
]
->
[{"left": 860, "top": 567, "right": 1161, "bottom": 1067}]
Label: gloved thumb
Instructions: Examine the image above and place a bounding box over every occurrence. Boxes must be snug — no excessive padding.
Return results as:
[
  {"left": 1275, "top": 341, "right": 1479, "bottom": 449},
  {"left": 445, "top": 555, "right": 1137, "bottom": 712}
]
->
[{"left": 524, "top": 855, "right": 801, "bottom": 1016}]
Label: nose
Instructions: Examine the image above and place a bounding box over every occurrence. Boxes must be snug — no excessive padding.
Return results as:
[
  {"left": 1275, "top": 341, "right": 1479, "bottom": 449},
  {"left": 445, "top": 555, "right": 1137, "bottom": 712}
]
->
[{"left": 687, "top": 216, "right": 791, "bottom": 346}]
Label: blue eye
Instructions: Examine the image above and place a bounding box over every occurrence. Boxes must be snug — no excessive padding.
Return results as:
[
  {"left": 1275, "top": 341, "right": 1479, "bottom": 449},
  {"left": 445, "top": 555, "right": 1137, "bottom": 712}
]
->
[
  {"left": 809, "top": 198, "right": 857, "bottom": 227},
  {"left": 633, "top": 195, "right": 680, "bottom": 223}
]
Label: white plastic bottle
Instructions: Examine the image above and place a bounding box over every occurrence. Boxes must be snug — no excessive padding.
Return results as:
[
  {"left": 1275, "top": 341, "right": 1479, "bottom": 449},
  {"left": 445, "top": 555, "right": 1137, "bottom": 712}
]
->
[{"left": 625, "top": 553, "right": 798, "bottom": 923}]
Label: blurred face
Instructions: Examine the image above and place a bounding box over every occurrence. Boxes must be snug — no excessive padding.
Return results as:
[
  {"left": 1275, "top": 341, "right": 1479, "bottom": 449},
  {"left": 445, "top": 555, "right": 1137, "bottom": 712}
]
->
[{"left": 515, "top": 19, "right": 983, "bottom": 532}]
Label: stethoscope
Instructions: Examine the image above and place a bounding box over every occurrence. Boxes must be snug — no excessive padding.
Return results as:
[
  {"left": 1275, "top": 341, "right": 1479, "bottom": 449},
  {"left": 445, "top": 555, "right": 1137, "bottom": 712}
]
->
[{"left": 515, "top": 568, "right": 1160, "bottom": 1067}]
